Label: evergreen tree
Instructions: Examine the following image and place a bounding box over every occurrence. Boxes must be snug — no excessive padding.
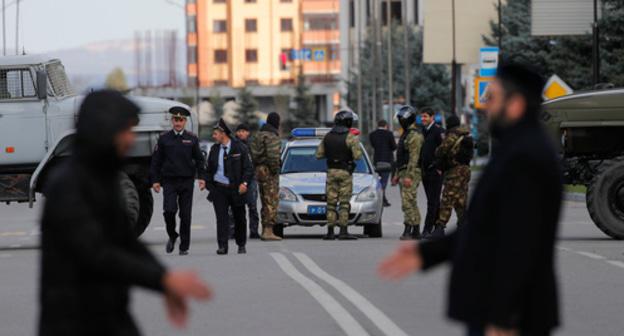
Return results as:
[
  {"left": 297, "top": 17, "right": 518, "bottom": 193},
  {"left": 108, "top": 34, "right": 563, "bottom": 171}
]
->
[
  {"left": 286, "top": 70, "right": 318, "bottom": 131},
  {"left": 237, "top": 87, "right": 258, "bottom": 128}
]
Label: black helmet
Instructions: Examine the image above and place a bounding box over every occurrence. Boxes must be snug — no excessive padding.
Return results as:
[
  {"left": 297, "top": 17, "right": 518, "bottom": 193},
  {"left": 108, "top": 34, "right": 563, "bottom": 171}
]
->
[
  {"left": 396, "top": 105, "right": 416, "bottom": 129},
  {"left": 334, "top": 109, "right": 356, "bottom": 128}
]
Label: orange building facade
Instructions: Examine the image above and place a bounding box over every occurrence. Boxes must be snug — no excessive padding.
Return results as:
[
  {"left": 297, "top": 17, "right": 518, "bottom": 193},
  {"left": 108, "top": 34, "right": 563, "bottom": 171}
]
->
[{"left": 186, "top": 0, "right": 341, "bottom": 88}]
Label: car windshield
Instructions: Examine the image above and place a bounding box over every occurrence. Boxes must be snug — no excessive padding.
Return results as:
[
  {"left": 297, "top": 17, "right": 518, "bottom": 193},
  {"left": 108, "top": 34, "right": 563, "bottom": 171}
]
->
[{"left": 281, "top": 146, "right": 371, "bottom": 174}]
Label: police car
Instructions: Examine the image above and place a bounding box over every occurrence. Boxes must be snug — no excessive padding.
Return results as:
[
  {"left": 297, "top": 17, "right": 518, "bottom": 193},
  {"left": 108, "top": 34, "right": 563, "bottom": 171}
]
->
[{"left": 275, "top": 128, "right": 386, "bottom": 237}]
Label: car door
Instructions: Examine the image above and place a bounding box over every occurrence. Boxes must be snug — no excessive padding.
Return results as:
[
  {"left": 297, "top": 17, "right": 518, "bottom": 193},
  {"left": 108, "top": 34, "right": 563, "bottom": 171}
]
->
[{"left": 0, "top": 67, "right": 47, "bottom": 167}]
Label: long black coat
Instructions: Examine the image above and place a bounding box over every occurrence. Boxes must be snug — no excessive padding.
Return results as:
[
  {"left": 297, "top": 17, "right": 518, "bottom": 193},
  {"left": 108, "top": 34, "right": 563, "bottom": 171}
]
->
[
  {"left": 369, "top": 128, "right": 397, "bottom": 164},
  {"left": 39, "top": 92, "right": 166, "bottom": 336},
  {"left": 420, "top": 118, "right": 563, "bottom": 334},
  {"left": 419, "top": 123, "right": 444, "bottom": 172}
]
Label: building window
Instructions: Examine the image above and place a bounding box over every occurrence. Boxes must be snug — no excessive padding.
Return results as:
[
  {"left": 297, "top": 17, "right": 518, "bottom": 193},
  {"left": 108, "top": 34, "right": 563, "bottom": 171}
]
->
[
  {"left": 213, "top": 0, "right": 225, "bottom": 3},
  {"left": 245, "top": 0, "right": 256, "bottom": 3},
  {"left": 188, "top": 46, "right": 197, "bottom": 63},
  {"left": 213, "top": 20, "right": 227, "bottom": 33},
  {"left": 245, "top": 19, "right": 257, "bottom": 32},
  {"left": 187, "top": 16, "right": 197, "bottom": 33},
  {"left": 280, "top": 79, "right": 295, "bottom": 85},
  {"left": 245, "top": 79, "right": 259, "bottom": 86},
  {"left": 381, "top": 1, "right": 402, "bottom": 26},
  {"left": 214, "top": 49, "right": 228, "bottom": 63},
  {"left": 213, "top": 80, "right": 228, "bottom": 86},
  {"left": 304, "top": 15, "right": 338, "bottom": 31},
  {"left": 245, "top": 49, "right": 258, "bottom": 63},
  {"left": 349, "top": 1, "right": 355, "bottom": 28},
  {"left": 280, "top": 18, "right": 293, "bottom": 32},
  {"left": 280, "top": 0, "right": 292, "bottom": 2}
]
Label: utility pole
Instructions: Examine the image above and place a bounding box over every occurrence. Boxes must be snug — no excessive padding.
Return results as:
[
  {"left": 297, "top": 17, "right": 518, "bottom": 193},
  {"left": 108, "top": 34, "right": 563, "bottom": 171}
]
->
[
  {"left": 14, "top": 0, "right": 18, "bottom": 55},
  {"left": 450, "top": 0, "right": 457, "bottom": 116},
  {"left": 2, "top": 0, "right": 6, "bottom": 56},
  {"left": 386, "top": 0, "right": 394, "bottom": 131},
  {"left": 370, "top": 0, "right": 378, "bottom": 131},
  {"left": 402, "top": 0, "right": 410, "bottom": 105},
  {"left": 375, "top": 0, "right": 383, "bottom": 126},
  {"left": 497, "top": 0, "right": 502, "bottom": 54},
  {"left": 592, "top": 0, "right": 600, "bottom": 86},
  {"left": 356, "top": 0, "right": 363, "bottom": 134}
]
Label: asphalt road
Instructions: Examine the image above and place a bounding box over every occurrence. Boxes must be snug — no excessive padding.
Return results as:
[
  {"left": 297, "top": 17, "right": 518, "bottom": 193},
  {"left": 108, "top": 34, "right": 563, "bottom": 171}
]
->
[{"left": 1, "top": 184, "right": 623, "bottom": 336}]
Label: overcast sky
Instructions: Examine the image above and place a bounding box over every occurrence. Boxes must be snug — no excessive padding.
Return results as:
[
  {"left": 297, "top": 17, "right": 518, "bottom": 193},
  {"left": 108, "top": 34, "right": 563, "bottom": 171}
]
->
[{"left": 5, "top": 0, "right": 185, "bottom": 52}]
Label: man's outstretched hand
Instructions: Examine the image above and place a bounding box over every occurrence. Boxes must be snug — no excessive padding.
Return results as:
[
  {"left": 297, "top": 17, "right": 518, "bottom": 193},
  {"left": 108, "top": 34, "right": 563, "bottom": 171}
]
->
[
  {"left": 378, "top": 242, "right": 423, "bottom": 281},
  {"left": 163, "top": 271, "right": 213, "bottom": 328}
]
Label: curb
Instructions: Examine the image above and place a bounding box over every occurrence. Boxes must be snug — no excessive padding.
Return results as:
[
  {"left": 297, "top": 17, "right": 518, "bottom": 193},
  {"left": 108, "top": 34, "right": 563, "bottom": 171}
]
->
[{"left": 564, "top": 192, "right": 586, "bottom": 203}]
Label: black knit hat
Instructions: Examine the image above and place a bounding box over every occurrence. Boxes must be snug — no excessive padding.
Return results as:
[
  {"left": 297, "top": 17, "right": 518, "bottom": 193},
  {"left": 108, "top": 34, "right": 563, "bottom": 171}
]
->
[
  {"left": 496, "top": 63, "right": 546, "bottom": 115},
  {"left": 213, "top": 118, "right": 232, "bottom": 135},
  {"left": 236, "top": 123, "right": 250, "bottom": 132},
  {"left": 267, "top": 112, "right": 280, "bottom": 129},
  {"left": 446, "top": 115, "right": 460, "bottom": 130}
]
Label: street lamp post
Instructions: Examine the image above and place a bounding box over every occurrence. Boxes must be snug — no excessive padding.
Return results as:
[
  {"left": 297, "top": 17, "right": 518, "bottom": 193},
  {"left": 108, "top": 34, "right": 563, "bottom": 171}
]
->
[
  {"left": 450, "top": 0, "right": 457, "bottom": 116},
  {"left": 592, "top": 0, "right": 600, "bottom": 86},
  {"left": 2, "top": 0, "right": 6, "bottom": 56}
]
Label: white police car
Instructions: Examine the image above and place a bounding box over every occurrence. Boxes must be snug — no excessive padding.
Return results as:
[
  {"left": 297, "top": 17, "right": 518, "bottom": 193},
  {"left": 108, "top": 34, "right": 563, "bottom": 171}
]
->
[{"left": 275, "top": 128, "right": 387, "bottom": 238}]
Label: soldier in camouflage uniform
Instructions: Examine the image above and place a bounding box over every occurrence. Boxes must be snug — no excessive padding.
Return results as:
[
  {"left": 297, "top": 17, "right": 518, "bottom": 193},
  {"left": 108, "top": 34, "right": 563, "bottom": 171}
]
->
[
  {"left": 250, "top": 112, "right": 283, "bottom": 241},
  {"left": 392, "top": 105, "right": 425, "bottom": 240},
  {"left": 431, "top": 115, "right": 472, "bottom": 238},
  {"left": 316, "top": 110, "right": 363, "bottom": 240}
]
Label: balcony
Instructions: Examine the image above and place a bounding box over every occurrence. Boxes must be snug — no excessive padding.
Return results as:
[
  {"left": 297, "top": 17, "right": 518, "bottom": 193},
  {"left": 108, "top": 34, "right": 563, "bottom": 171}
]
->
[
  {"left": 301, "top": 0, "right": 340, "bottom": 14},
  {"left": 302, "top": 30, "right": 340, "bottom": 44},
  {"left": 302, "top": 60, "right": 341, "bottom": 75}
]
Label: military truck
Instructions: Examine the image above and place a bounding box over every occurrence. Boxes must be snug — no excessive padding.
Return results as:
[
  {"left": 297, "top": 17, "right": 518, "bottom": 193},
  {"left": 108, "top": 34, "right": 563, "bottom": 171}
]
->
[
  {"left": 0, "top": 55, "right": 195, "bottom": 236},
  {"left": 543, "top": 88, "right": 624, "bottom": 239}
]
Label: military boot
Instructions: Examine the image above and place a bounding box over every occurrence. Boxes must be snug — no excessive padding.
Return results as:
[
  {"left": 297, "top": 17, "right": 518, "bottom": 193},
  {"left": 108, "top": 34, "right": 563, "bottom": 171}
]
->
[
  {"left": 400, "top": 225, "right": 413, "bottom": 240},
  {"left": 323, "top": 226, "right": 336, "bottom": 240},
  {"left": 411, "top": 225, "right": 422, "bottom": 240},
  {"left": 429, "top": 225, "right": 445, "bottom": 239},
  {"left": 261, "top": 226, "right": 283, "bottom": 241},
  {"left": 338, "top": 226, "right": 358, "bottom": 240}
]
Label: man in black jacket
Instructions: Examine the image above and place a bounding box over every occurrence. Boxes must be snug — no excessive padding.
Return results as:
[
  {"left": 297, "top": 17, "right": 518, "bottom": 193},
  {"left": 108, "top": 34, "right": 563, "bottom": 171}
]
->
[
  {"left": 206, "top": 119, "right": 254, "bottom": 255},
  {"left": 369, "top": 119, "right": 397, "bottom": 206},
  {"left": 379, "top": 64, "right": 563, "bottom": 336},
  {"left": 418, "top": 107, "right": 445, "bottom": 235},
  {"left": 39, "top": 91, "right": 211, "bottom": 336},
  {"left": 150, "top": 106, "right": 207, "bottom": 255}
]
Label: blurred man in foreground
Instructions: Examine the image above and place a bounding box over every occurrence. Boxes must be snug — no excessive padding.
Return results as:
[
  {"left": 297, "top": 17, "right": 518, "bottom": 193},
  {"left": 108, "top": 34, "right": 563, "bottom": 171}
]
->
[
  {"left": 39, "top": 91, "right": 211, "bottom": 336},
  {"left": 379, "top": 64, "right": 563, "bottom": 336}
]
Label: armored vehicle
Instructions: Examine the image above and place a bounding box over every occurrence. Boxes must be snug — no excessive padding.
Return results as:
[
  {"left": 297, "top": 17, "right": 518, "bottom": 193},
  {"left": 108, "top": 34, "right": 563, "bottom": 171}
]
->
[
  {"left": 543, "top": 88, "right": 624, "bottom": 239},
  {"left": 0, "top": 55, "right": 195, "bottom": 236}
]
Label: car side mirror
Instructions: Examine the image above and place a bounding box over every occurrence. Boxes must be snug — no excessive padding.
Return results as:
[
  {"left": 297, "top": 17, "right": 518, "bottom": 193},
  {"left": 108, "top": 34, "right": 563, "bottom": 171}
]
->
[
  {"left": 36, "top": 71, "right": 48, "bottom": 100},
  {"left": 375, "top": 162, "right": 392, "bottom": 173}
]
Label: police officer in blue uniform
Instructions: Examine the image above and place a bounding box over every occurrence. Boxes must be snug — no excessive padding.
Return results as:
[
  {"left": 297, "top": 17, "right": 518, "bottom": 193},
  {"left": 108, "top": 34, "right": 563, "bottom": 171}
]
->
[{"left": 150, "top": 106, "right": 206, "bottom": 255}]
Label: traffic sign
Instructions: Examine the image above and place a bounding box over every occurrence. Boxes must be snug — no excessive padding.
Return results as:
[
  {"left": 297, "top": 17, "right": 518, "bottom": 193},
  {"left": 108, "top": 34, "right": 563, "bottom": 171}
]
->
[
  {"left": 474, "top": 77, "right": 494, "bottom": 110},
  {"left": 543, "top": 74, "right": 573, "bottom": 100},
  {"left": 479, "top": 47, "right": 499, "bottom": 77}
]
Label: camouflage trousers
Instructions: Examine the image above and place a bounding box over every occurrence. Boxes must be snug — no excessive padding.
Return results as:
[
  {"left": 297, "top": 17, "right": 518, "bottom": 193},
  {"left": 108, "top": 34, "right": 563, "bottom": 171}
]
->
[
  {"left": 256, "top": 165, "right": 279, "bottom": 228},
  {"left": 326, "top": 169, "right": 353, "bottom": 228},
  {"left": 399, "top": 175, "right": 421, "bottom": 226},
  {"left": 436, "top": 165, "right": 471, "bottom": 227}
]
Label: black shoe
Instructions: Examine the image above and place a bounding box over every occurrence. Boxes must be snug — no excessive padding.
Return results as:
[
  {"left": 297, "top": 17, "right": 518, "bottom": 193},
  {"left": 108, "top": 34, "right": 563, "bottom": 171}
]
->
[
  {"left": 400, "top": 225, "right": 413, "bottom": 240},
  {"left": 249, "top": 231, "right": 261, "bottom": 239},
  {"left": 323, "top": 226, "right": 336, "bottom": 240},
  {"left": 238, "top": 246, "right": 247, "bottom": 254},
  {"left": 383, "top": 197, "right": 391, "bottom": 207},
  {"left": 338, "top": 226, "right": 357, "bottom": 240},
  {"left": 411, "top": 225, "right": 422, "bottom": 240},
  {"left": 166, "top": 237, "right": 177, "bottom": 254},
  {"left": 179, "top": 250, "right": 189, "bottom": 256},
  {"left": 429, "top": 226, "right": 445, "bottom": 239},
  {"left": 216, "top": 247, "right": 228, "bottom": 255}
]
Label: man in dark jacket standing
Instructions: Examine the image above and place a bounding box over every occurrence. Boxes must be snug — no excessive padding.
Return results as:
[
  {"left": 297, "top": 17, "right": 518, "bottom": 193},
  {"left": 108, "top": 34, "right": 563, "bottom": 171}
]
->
[
  {"left": 150, "top": 106, "right": 207, "bottom": 255},
  {"left": 379, "top": 64, "right": 563, "bottom": 336},
  {"left": 369, "top": 119, "right": 396, "bottom": 206},
  {"left": 232, "top": 123, "right": 260, "bottom": 239},
  {"left": 418, "top": 107, "right": 444, "bottom": 235},
  {"left": 39, "top": 91, "right": 211, "bottom": 336},
  {"left": 206, "top": 119, "right": 254, "bottom": 255}
]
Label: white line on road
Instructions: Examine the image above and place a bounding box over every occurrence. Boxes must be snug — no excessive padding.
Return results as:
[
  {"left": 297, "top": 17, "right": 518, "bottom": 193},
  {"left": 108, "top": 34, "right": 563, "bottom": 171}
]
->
[
  {"left": 575, "top": 251, "right": 606, "bottom": 260},
  {"left": 293, "top": 252, "right": 410, "bottom": 336},
  {"left": 269, "top": 252, "right": 370, "bottom": 336},
  {"left": 606, "top": 260, "right": 624, "bottom": 269}
]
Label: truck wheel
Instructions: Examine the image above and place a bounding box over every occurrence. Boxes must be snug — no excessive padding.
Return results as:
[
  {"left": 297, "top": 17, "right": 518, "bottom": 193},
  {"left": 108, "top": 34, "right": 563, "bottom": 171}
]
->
[
  {"left": 587, "top": 158, "right": 624, "bottom": 239},
  {"left": 134, "top": 186, "right": 153, "bottom": 237},
  {"left": 363, "top": 221, "right": 383, "bottom": 238},
  {"left": 119, "top": 172, "right": 140, "bottom": 232}
]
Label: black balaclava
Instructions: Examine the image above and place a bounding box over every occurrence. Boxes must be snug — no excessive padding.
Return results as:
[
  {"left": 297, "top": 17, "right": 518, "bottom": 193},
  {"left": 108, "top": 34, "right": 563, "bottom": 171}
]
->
[
  {"left": 446, "top": 115, "right": 460, "bottom": 130},
  {"left": 74, "top": 90, "right": 140, "bottom": 175},
  {"left": 267, "top": 112, "right": 281, "bottom": 130}
]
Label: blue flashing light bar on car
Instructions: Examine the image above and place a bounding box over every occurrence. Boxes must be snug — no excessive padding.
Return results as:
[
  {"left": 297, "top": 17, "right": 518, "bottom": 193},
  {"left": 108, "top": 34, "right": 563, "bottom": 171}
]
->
[{"left": 291, "top": 128, "right": 331, "bottom": 138}]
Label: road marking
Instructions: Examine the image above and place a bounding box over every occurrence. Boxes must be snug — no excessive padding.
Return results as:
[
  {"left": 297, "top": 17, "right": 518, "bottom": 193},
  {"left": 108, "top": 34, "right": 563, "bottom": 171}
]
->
[
  {"left": 0, "top": 231, "right": 27, "bottom": 237},
  {"left": 606, "top": 260, "right": 624, "bottom": 269},
  {"left": 293, "top": 252, "right": 409, "bottom": 336},
  {"left": 575, "top": 251, "right": 606, "bottom": 260},
  {"left": 269, "top": 252, "right": 370, "bottom": 336}
]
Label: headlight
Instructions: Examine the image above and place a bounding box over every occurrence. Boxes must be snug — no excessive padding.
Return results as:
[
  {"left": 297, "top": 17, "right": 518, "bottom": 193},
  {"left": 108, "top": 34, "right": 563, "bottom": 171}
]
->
[
  {"left": 356, "top": 186, "right": 377, "bottom": 202},
  {"left": 279, "top": 187, "right": 298, "bottom": 202}
]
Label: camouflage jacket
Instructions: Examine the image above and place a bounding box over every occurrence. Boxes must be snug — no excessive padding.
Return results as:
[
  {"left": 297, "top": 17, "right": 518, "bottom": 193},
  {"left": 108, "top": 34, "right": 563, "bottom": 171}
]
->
[
  {"left": 250, "top": 124, "right": 281, "bottom": 174},
  {"left": 316, "top": 131, "right": 363, "bottom": 164},
  {"left": 398, "top": 124, "right": 424, "bottom": 181},
  {"left": 435, "top": 125, "right": 471, "bottom": 170}
]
